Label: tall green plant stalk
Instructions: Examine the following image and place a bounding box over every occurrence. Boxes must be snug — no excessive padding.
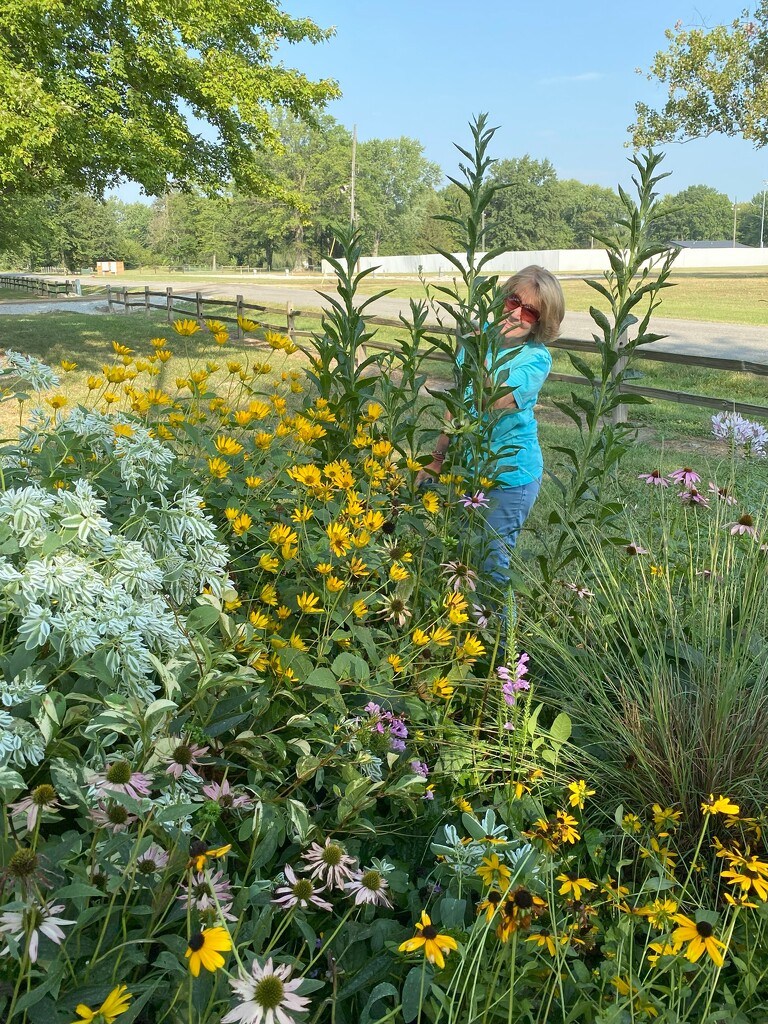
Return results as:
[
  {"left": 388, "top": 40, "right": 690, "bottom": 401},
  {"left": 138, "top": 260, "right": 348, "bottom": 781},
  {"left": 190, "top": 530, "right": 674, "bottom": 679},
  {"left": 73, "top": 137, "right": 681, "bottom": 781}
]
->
[{"left": 535, "top": 151, "right": 679, "bottom": 588}]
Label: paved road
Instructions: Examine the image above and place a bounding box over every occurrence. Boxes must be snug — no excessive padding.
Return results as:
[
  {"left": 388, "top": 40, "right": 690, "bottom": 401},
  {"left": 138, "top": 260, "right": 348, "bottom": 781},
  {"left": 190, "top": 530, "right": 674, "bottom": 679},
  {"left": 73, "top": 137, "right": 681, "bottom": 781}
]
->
[{"left": 3, "top": 273, "right": 767, "bottom": 365}]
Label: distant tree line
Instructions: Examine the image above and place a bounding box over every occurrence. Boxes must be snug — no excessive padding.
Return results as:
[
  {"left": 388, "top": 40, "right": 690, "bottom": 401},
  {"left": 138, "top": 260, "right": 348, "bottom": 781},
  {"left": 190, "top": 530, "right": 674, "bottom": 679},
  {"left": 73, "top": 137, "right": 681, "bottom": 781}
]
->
[{"left": 1, "top": 114, "right": 764, "bottom": 272}]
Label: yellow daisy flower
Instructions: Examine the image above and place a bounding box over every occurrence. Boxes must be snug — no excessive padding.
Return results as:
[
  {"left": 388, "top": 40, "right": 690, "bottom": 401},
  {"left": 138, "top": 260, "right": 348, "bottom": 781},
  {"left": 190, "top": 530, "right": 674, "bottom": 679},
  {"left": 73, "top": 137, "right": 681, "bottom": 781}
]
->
[
  {"left": 71, "top": 984, "right": 131, "bottom": 1023},
  {"left": 185, "top": 926, "right": 232, "bottom": 976},
  {"left": 671, "top": 914, "right": 726, "bottom": 967},
  {"left": 398, "top": 911, "right": 457, "bottom": 970}
]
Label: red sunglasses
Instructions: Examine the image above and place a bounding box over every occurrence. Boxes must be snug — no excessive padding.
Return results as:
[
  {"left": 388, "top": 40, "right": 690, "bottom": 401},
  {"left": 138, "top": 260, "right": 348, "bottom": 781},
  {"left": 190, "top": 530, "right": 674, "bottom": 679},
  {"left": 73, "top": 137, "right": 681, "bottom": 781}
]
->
[{"left": 503, "top": 293, "right": 540, "bottom": 325}]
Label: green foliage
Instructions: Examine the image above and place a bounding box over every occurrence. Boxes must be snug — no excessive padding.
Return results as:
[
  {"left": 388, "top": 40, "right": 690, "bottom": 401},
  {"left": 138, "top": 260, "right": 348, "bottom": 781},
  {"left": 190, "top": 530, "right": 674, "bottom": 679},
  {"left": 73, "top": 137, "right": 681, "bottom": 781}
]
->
[
  {"left": 633, "top": 3, "right": 768, "bottom": 148},
  {"left": 650, "top": 185, "right": 735, "bottom": 243},
  {"left": 485, "top": 155, "right": 574, "bottom": 251},
  {"left": 0, "top": 0, "right": 338, "bottom": 198}
]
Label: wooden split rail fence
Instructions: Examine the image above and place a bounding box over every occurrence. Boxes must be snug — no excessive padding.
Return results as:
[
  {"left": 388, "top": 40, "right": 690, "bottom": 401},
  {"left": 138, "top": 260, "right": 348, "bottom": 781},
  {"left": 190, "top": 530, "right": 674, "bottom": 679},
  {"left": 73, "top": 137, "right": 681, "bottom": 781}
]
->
[{"left": 0, "top": 275, "right": 765, "bottom": 420}]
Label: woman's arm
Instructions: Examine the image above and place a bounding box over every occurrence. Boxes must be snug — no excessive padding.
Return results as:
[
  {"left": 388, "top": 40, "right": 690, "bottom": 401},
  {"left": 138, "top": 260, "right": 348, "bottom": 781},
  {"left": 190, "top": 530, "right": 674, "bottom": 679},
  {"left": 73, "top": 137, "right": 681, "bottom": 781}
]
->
[{"left": 415, "top": 412, "right": 453, "bottom": 485}]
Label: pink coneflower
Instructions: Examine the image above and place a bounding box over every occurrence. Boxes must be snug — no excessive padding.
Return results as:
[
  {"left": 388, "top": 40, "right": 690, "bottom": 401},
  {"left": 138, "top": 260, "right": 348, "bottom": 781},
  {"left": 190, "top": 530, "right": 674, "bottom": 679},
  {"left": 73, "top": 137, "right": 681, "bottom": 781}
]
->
[
  {"left": 201, "top": 779, "right": 253, "bottom": 810},
  {"left": 441, "top": 560, "right": 479, "bottom": 592},
  {"left": 461, "top": 491, "right": 490, "bottom": 509},
  {"left": 345, "top": 868, "right": 393, "bottom": 908},
  {"left": 728, "top": 514, "right": 757, "bottom": 538},
  {"left": 637, "top": 470, "right": 669, "bottom": 487},
  {"left": 164, "top": 738, "right": 209, "bottom": 780},
  {"left": 137, "top": 843, "right": 170, "bottom": 876},
  {"left": 222, "top": 957, "right": 310, "bottom": 1024},
  {"left": 564, "top": 582, "right": 594, "bottom": 598},
  {"left": 272, "top": 864, "right": 333, "bottom": 911},
  {"left": 625, "top": 544, "right": 649, "bottom": 556},
  {"left": 90, "top": 760, "right": 152, "bottom": 801},
  {"left": 0, "top": 900, "right": 74, "bottom": 963},
  {"left": 90, "top": 801, "right": 138, "bottom": 833},
  {"left": 669, "top": 467, "right": 701, "bottom": 487},
  {"left": 708, "top": 482, "right": 737, "bottom": 505},
  {"left": 179, "top": 869, "right": 236, "bottom": 921},
  {"left": 678, "top": 487, "right": 710, "bottom": 507},
  {"left": 300, "top": 837, "right": 357, "bottom": 890},
  {"left": 8, "top": 784, "right": 60, "bottom": 832}
]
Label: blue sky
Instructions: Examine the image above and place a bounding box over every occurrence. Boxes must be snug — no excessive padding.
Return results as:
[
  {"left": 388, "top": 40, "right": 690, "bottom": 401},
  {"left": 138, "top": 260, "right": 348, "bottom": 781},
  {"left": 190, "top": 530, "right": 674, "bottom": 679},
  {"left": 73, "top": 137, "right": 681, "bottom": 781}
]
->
[{"left": 113, "top": 0, "right": 768, "bottom": 204}]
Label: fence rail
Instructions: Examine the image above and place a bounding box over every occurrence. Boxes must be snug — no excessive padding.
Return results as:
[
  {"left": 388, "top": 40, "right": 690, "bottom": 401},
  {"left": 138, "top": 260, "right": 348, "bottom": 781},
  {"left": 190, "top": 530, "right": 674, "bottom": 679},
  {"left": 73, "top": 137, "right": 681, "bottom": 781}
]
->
[
  {"left": 0, "top": 274, "right": 78, "bottom": 297},
  {"left": 2, "top": 276, "right": 765, "bottom": 419}
]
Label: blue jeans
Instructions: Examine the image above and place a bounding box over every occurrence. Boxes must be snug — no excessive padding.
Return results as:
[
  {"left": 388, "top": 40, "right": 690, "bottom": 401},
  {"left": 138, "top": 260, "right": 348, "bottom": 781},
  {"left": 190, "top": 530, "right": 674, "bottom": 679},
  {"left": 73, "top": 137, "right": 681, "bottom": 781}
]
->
[{"left": 483, "top": 479, "right": 541, "bottom": 586}]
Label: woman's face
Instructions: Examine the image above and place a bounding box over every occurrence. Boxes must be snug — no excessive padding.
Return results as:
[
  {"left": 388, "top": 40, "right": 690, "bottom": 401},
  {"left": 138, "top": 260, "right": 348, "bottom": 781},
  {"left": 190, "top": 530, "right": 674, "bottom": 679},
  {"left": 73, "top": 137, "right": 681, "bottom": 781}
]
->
[{"left": 499, "top": 284, "right": 540, "bottom": 343}]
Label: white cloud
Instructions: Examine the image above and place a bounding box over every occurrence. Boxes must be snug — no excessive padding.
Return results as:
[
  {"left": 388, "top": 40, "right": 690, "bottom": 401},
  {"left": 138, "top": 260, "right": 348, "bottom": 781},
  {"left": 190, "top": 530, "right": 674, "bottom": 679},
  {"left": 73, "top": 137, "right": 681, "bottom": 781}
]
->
[{"left": 538, "top": 71, "right": 605, "bottom": 85}]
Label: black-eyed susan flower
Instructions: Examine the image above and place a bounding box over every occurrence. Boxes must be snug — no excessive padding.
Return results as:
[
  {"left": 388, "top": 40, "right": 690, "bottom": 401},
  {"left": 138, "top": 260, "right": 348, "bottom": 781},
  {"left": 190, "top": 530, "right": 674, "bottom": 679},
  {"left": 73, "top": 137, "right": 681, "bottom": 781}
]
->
[
  {"left": 671, "top": 914, "right": 726, "bottom": 966},
  {"left": 527, "top": 929, "right": 557, "bottom": 956},
  {"left": 636, "top": 897, "right": 678, "bottom": 929},
  {"left": 431, "top": 676, "right": 454, "bottom": 699},
  {"left": 646, "top": 941, "right": 680, "bottom": 966},
  {"left": 398, "top": 911, "right": 457, "bottom": 969},
  {"left": 477, "top": 890, "right": 502, "bottom": 923},
  {"left": 701, "top": 794, "right": 740, "bottom": 817},
  {"left": 71, "top": 983, "right": 132, "bottom": 1023},
  {"left": 496, "top": 888, "right": 546, "bottom": 941},
  {"left": 185, "top": 926, "right": 232, "bottom": 976},
  {"left": 187, "top": 839, "right": 232, "bottom": 872},
  {"left": 652, "top": 804, "right": 682, "bottom": 833},
  {"left": 720, "top": 854, "right": 768, "bottom": 900},
  {"left": 173, "top": 318, "right": 201, "bottom": 336},
  {"left": 556, "top": 872, "right": 597, "bottom": 902},
  {"left": 476, "top": 853, "right": 511, "bottom": 888},
  {"left": 566, "top": 780, "right": 595, "bottom": 810}
]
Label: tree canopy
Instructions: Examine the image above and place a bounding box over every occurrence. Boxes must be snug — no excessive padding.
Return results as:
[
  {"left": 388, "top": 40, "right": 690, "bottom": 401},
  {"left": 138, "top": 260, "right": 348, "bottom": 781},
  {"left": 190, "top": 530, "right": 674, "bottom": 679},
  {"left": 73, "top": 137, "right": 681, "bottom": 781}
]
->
[
  {"left": 0, "top": 0, "right": 339, "bottom": 198},
  {"left": 632, "top": 3, "right": 768, "bottom": 148},
  {"left": 649, "top": 184, "right": 734, "bottom": 243}
]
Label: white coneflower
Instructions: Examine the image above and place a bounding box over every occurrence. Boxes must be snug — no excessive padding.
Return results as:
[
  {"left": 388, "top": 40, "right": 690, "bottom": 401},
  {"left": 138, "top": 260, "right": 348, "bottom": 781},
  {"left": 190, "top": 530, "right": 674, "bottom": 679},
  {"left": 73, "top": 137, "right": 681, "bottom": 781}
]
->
[
  {"left": 271, "top": 865, "right": 333, "bottom": 912},
  {"left": 300, "top": 837, "right": 357, "bottom": 890},
  {"left": 222, "top": 957, "right": 310, "bottom": 1024},
  {"left": 0, "top": 899, "right": 74, "bottom": 963},
  {"left": 345, "top": 867, "right": 393, "bottom": 908}
]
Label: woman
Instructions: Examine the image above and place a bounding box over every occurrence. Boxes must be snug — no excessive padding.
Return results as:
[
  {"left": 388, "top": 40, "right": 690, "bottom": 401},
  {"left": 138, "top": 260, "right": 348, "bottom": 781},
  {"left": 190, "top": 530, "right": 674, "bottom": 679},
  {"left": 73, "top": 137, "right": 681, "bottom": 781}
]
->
[{"left": 418, "top": 265, "right": 565, "bottom": 584}]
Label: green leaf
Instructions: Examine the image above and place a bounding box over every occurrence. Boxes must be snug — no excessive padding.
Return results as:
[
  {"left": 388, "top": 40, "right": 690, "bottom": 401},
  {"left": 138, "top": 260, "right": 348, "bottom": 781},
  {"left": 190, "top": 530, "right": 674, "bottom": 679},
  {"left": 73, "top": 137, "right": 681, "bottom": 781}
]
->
[
  {"left": 549, "top": 712, "right": 572, "bottom": 744},
  {"left": 360, "top": 983, "right": 400, "bottom": 1024},
  {"left": 303, "top": 667, "right": 340, "bottom": 692},
  {"left": 402, "top": 964, "right": 434, "bottom": 1023},
  {"left": 439, "top": 896, "right": 467, "bottom": 928}
]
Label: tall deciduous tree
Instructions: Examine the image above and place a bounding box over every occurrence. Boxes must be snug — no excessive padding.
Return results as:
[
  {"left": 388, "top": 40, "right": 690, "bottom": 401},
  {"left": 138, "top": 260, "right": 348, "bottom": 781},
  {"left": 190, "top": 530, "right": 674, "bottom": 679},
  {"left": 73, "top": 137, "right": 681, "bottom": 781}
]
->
[
  {"left": 484, "top": 156, "right": 573, "bottom": 251},
  {"left": 557, "top": 180, "right": 623, "bottom": 248},
  {"left": 650, "top": 184, "right": 734, "bottom": 243},
  {"left": 632, "top": 4, "right": 768, "bottom": 148},
  {"left": 0, "top": 0, "right": 339, "bottom": 198}
]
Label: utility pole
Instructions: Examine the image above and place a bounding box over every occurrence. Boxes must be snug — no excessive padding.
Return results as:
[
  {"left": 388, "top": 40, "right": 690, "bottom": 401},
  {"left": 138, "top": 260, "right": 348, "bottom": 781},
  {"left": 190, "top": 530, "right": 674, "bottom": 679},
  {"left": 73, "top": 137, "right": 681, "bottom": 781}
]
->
[
  {"left": 350, "top": 125, "right": 357, "bottom": 226},
  {"left": 733, "top": 198, "right": 738, "bottom": 247},
  {"left": 761, "top": 180, "right": 767, "bottom": 248}
]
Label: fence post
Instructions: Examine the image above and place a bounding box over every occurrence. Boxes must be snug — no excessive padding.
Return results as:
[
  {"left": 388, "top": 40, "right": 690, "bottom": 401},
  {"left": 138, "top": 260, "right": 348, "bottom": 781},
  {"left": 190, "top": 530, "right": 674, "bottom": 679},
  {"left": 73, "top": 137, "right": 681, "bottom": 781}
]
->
[
  {"left": 286, "top": 302, "right": 295, "bottom": 342},
  {"left": 144, "top": 286, "right": 150, "bottom": 315},
  {"left": 195, "top": 291, "right": 203, "bottom": 324},
  {"left": 123, "top": 288, "right": 129, "bottom": 315},
  {"left": 610, "top": 329, "right": 629, "bottom": 425},
  {"left": 106, "top": 285, "right": 112, "bottom": 311},
  {"left": 166, "top": 287, "right": 173, "bottom": 324},
  {"left": 236, "top": 295, "right": 243, "bottom": 339}
]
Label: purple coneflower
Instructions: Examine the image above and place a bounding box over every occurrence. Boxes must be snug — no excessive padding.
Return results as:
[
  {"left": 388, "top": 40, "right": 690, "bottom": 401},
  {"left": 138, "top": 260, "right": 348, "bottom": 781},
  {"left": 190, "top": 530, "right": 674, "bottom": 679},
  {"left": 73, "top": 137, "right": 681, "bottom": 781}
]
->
[
  {"left": 300, "top": 837, "right": 357, "bottom": 890},
  {"left": 729, "top": 514, "right": 757, "bottom": 538},
  {"left": 441, "top": 560, "right": 479, "bottom": 592},
  {"left": 272, "top": 864, "right": 333, "bottom": 911},
  {"left": 669, "top": 467, "right": 701, "bottom": 487},
  {"left": 461, "top": 491, "right": 490, "bottom": 509},
  {"left": 90, "top": 760, "right": 152, "bottom": 801},
  {"left": 472, "top": 602, "right": 492, "bottom": 627},
  {"left": 90, "top": 801, "right": 138, "bottom": 833},
  {"left": 345, "top": 868, "right": 393, "bottom": 908},
  {"left": 678, "top": 488, "right": 710, "bottom": 507},
  {"left": 201, "top": 779, "right": 253, "bottom": 810},
  {"left": 179, "top": 869, "right": 236, "bottom": 920},
  {"left": 137, "top": 843, "right": 169, "bottom": 875},
  {"left": 8, "top": 784, "right": 60, "bottom": 832},
  {"left": 164, "top": 738, "right": 209, "bottom": 780},
  {"left": 637, "top": 470, "right": 669, "bottom": 487},
  {"left": 708, "top": 482, "right": 737, "bottom": 505},
  {"left": 0, "top": 900, "right": 74, "bottom": 963},
  {"left": 379, "top": 594, "right": 412, "bottom": 627},
  {"left": 625, "top": 544, "right": 649, "bottom": 556},
  {"left": 222, "top": 957, "right": 310, "bottom": 1024}
]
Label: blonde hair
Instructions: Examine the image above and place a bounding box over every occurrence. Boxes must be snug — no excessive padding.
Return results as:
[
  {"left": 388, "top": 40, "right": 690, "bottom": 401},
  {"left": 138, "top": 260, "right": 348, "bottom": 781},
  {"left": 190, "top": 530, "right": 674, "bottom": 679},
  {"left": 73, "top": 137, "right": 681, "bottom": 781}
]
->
[{"left": 502, "top": 266, "right": 565, "bottom": 344}]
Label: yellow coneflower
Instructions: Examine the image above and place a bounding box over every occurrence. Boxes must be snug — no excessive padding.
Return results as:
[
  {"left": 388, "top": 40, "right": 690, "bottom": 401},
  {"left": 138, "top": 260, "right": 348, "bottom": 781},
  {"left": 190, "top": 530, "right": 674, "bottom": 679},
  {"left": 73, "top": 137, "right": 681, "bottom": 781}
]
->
[
  {"left": 296, "top": 592, "right": 323, "bottom": 614},
  {"left": 351, "top": 600, "right": 368, "bottom": 619},
  {"left": 431, "top": 676, "right": 454, "bottom": 699},
  {"left": 476, "top": 853, "right": 511, "bottom": 888},
  {"left": 207, "top": 457, "right": 230, "bottom": 480},
  {"left": 173, "top": 318, "right": 201, "bottom": 336},
  {"left": 671, "top": 914, "right": 727, "bottom": 967},
  {"left": 398, "top": 911, "right": 457, "bottom": 969},
  {"left": 556, "top": 872, "right": 597, "bottom": 902},
  {"left": 527, "top": 929, "right": 558, "bottom": 956},
  {"left": 184, "top": 926, "right": 232, "bottom": 976},
  {"left": 429, "top": 625, "right": 453, "bottom": 648},
  {"left": 387, "top": 654, "right": 403, "bottom": 673},
  {"left": 72, "top": 983, "right": 132, "bottom": 1023},
  {"left": 390, "top": 564, "right": 410, "bottom": 582},
  {"left": 701, "top": 794, "right": 740, "bottom": 817},
  {"left": 566, "top": 780, "right": 595, "bottom": 810}
]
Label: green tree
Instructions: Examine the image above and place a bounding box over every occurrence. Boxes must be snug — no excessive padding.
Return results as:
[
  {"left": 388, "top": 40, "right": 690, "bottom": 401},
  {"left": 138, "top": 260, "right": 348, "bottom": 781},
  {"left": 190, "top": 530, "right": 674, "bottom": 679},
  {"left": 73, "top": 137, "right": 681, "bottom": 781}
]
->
[
  {"left": 632, "top": 4, "right": 768, "bottom": 147},
  {"left": 650, "top": 184, "right": 734, "bottom": 242},
  {"left": 557, "top": 180, "right": 623, "bottom": 248},
  {"left": 0, "top": 0, "right": 339, "bottom": 198},
  {"left": 355, "top": 138, "right": 441, "bottom": 256},
  {"left": 484, "top": 156, "right": 573, "bottom": 251},
  {"left": 736, "top": 191, "right": 767, "bottom": 246}
]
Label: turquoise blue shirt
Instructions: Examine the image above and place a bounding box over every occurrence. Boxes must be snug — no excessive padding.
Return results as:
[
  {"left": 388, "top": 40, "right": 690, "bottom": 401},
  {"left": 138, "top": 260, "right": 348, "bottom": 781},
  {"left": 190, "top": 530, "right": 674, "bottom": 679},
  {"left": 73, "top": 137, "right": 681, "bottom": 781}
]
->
[{"left": 456, "top": 340, "right": 552, "bottom": 486}]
